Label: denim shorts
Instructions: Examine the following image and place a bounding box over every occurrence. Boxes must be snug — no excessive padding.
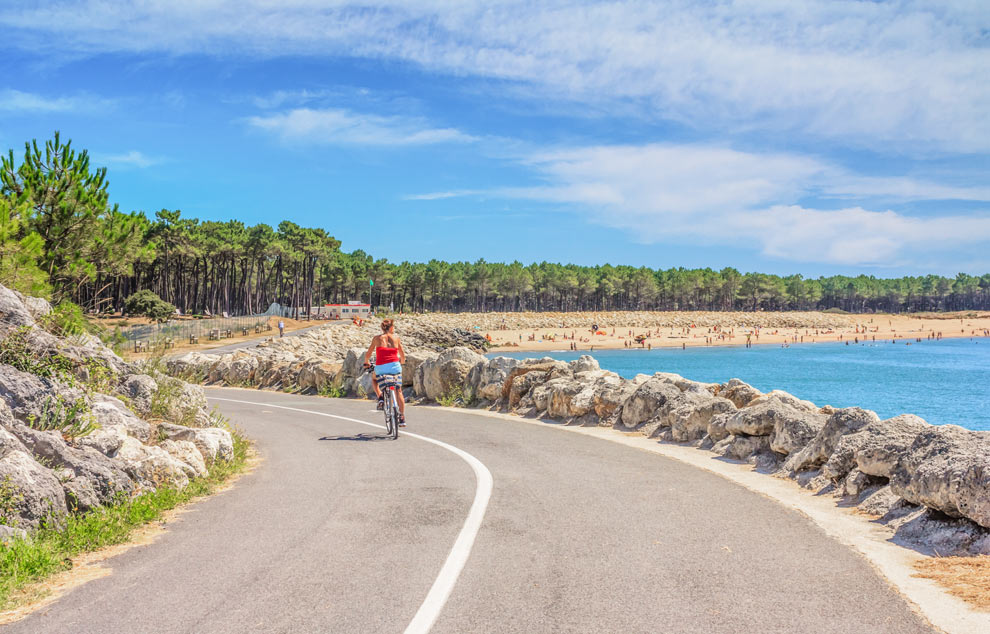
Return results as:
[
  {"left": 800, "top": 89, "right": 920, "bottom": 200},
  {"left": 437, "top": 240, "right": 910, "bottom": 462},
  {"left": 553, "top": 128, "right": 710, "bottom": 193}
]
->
[{"left": 374, "top": 361, "right": 402, "bottom": 377}]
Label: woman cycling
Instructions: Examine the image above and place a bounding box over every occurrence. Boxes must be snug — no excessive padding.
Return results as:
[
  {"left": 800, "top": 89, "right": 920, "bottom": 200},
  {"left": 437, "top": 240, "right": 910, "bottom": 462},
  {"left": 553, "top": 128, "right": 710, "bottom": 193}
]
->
[{"left": 363, "top": 318, "right": 407, "bottom": 426}]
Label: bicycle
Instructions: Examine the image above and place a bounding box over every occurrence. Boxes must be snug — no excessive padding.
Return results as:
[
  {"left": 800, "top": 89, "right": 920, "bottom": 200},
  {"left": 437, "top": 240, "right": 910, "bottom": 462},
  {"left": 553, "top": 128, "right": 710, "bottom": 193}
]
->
[{"left": 365, "top": 365, "right": 401, "bottom": 439}]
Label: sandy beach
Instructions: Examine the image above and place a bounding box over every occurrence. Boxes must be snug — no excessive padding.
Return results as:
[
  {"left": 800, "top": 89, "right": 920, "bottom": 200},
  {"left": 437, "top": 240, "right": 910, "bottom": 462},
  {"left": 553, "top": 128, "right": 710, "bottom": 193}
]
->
[{"left": 477, "top": 311, "right": 990, "bottom": 352}]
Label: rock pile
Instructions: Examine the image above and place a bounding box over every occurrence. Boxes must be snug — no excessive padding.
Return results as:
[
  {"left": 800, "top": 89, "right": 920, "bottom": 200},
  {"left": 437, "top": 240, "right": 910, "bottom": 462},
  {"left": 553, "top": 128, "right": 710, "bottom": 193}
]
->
[
  {"left": 337, "top": 347, "right": 990, "bottom": 555},
  {"left": 0, "top": 285, "right": 234, "bottom": 533},
  {"left": 169, "top": 313, "right": 989, "bottom": 556}
]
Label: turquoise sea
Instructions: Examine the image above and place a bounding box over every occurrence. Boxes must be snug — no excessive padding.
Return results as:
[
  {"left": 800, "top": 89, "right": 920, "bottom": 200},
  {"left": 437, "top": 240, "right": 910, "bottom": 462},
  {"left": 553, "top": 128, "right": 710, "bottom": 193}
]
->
[{"left": 489, "top": 338, "right": 990, "bottom": 431}]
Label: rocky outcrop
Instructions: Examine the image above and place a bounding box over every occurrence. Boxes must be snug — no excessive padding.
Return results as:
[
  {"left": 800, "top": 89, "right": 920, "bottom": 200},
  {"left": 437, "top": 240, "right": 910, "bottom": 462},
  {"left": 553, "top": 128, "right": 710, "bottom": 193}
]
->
[
  {"left": 0, "top": 284, "right": 236, "bottom": 530},
  {"left": 890, "top": 425, "right": 990, "bottom": 529}
]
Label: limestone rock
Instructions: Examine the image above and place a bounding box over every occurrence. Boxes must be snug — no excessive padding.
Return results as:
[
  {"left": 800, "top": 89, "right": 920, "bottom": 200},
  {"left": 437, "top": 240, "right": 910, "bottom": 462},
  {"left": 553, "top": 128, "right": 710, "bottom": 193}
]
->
[
  {"left": 784, "top": 407, "right": 881, "bottom": 473},
  {"left": 161, "top": 439, "right": 208, "bottom": 478},
  {"left": 158, "top": 423, "right": 234, "bottom": 465},
  {"left": 890, "top": 425, "right": 990, "bottom": 529},
  {"left": 119, "top": 373, "right": 158, "bottom": 416},
  {"left": 669, "top": 394, "right": 735, "bottom": 442},
  {"left": 0, "top": 449, "right": 67, "bottom": 527},
  {"left": 417, "top": 347, "right": 486, "bottom": 401},
  {"left": 719, "top": 378, "right": 763, "bottom": 408},
  {"left": 467, "top": 356, "right": 518, "bottom": 402},
  {"left": 115, "top": 437, "right": 191, "bottom": 489},
  {"left": 619, "top": 378, "right": 681, "bottom": 429},
  {"left": 0, "top": 285, "right": 37, "bottom": 328},
  {"left": 90, "top": 394, "right": 152, "bottom": 442},
  {"left": 11, "top": 424, "right": 136, "bottom": 507},
  {"left": 821, "top": 414, "right": 927, "bottom": 481},
  {"left": 568, "top": 355, "right": 600, "bottom": 374},
  {"left": 403, "top": 350, "right": 438, "bottom": 388}
]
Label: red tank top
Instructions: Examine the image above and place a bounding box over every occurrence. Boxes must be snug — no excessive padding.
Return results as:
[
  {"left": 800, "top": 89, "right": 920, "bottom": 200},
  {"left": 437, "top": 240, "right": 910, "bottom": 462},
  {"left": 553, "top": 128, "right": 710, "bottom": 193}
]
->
[{"left": 375, "top": 346, "right": 399, "bottom": 365}]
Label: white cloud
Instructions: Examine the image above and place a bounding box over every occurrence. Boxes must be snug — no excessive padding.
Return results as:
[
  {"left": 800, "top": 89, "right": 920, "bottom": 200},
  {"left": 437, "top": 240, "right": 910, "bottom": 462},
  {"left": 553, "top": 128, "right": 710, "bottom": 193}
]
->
[
  {"left": 94, "top": 150, "right": 161, "bottom": 169},
  {"left": 246, "top": 107, "right": 473, "bottom": 145},
  {"left": 0, "top": 88, "right": 112, "bottom": 113},
  {"left": 412, "top": 142, "right": 990, "bottom": 266},
  {"left": 1, "top": 1, "right": 988, "bottom": 151}
]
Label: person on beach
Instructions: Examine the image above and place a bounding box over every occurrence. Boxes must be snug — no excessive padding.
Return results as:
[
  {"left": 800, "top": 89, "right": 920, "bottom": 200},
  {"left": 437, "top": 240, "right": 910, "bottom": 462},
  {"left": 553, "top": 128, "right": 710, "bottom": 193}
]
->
[
  {"left": 278, "top": 319, "right": 285, "bottom": 337},
  {"left": 364, "top": 318, "right": 407, "bottom": 426}
]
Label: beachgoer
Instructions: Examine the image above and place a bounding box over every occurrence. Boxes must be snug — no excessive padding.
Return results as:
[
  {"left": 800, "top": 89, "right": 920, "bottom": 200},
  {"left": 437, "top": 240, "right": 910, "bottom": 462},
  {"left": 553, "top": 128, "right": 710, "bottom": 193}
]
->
[{"left": 363, "top": 318, "right": 407, "bottom": 426}]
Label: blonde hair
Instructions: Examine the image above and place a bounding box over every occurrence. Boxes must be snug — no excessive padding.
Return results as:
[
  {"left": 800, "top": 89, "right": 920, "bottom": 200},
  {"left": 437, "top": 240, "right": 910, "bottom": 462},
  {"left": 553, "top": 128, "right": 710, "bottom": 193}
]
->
[{"left": 381, "top": 318, "right": 395, "bottom": 333}]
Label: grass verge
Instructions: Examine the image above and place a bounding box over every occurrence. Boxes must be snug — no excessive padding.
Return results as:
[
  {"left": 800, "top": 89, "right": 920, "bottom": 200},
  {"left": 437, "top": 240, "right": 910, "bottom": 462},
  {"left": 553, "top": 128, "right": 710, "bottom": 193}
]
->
[
  {"left": 913, "top": 555, "right": 990, "bottom": 611},
  {"left": 0, "top": 430, "right": 251, "bottom": 611}
]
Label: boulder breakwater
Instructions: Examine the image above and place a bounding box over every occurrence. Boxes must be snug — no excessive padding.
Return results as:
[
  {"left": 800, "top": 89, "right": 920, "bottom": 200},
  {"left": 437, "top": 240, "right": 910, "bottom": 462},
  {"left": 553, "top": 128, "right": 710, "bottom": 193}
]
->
[
  {"left": 0, "top": 285, "right": 235, "bottom": 534},
  {"left": 173, "top": 319, "right": 990, "bottom": 557}
]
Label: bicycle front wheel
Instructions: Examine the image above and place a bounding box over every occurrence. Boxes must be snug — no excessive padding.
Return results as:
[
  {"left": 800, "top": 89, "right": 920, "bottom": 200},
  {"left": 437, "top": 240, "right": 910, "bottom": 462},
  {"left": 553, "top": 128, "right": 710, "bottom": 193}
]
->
[{"left": 386, "top": 389, "right": 399, "bottom": 439}]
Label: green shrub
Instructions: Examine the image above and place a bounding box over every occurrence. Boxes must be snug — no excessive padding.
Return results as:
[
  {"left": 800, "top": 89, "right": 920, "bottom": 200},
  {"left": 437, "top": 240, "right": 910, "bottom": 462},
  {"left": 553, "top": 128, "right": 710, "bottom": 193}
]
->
[
  {"left": 26, "top": 395, "right": 99, "bottom": 440},
  {"left": 318, "top": 382, "right": 345, "bottom": 398},
  {"left": 437, "top": 385, "right": 474, "bottom": 408},
  {"left": 0, "top": 327, "right": 75, "bottom": 383},
  {"left": 124, "top": 290, "right": 176, "bottom": 323},
  {"left": 38, "top": 301, "right": 91, "bottom": 337}
]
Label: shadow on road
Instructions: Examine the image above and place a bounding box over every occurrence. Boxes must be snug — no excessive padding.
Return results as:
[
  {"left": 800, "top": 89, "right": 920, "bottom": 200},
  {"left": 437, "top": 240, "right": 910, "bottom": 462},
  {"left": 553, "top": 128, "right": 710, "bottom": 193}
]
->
[{"left": 319, "top": 433, "right": 392, "bottom": 442}]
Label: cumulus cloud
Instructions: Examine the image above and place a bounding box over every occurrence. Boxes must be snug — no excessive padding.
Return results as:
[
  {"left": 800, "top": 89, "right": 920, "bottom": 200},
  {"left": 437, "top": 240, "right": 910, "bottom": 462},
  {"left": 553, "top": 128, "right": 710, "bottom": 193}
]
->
[
  {"left": 246, "top": 107, "right": 473, "bottom": 146},
  {"left": 412, "top": 143, "right": 990, "bottom": 266},
  {"left": 1, "top": 1, "right": 987, "bottom": 151}
]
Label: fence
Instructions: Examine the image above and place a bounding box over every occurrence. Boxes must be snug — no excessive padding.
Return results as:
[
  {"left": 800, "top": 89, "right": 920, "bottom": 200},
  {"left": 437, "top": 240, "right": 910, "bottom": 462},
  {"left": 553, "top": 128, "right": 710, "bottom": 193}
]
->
[{"left": 116, "top": 313, "right": 274, "bottom": 350}]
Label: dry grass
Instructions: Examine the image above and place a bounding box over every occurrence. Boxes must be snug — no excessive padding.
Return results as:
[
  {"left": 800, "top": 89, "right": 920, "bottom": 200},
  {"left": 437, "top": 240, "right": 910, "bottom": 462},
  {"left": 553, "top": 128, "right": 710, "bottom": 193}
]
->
[{"left": 913, "top": 556, "right": 990, "bottom": 611}]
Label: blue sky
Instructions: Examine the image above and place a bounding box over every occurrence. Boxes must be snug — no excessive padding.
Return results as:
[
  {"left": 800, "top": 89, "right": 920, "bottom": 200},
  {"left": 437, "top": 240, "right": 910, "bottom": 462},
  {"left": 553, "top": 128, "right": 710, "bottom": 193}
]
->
[{"left": 1, "top": 1, "right": 989, "bottom": 276}]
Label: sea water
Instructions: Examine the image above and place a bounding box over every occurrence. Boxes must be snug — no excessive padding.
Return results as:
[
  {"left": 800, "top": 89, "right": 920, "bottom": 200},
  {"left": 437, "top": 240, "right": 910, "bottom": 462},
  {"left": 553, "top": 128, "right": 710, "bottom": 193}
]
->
[{"left": 489, "top": 338, "right": 990, "bottom": 431}]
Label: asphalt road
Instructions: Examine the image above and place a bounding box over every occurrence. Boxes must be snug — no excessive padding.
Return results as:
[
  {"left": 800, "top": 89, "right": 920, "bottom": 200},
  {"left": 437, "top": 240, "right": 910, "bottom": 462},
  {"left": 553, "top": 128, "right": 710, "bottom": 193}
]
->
[{"left": 9, "top": 389, "right": 936, "bottom": 634}]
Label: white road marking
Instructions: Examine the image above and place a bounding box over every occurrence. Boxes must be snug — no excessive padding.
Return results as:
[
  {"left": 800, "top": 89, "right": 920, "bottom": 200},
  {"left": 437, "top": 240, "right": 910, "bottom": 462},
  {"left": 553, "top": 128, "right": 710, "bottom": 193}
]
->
[{"left": 209, "top": 396, "right": 494, "bottom": 634}]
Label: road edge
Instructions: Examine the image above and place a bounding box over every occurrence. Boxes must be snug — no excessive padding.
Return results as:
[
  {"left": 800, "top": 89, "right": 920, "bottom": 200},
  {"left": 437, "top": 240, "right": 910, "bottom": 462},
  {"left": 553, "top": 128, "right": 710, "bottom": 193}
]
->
[{"left": 429, "top": 403, "right": 989, "bottom": 634}]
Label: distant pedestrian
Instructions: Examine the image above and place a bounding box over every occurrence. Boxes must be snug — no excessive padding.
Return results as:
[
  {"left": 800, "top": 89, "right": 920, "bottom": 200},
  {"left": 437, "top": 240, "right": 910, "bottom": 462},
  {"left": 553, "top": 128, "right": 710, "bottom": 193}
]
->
[{"left": 278, "top": 319, "right": 285, "bottom": 337}]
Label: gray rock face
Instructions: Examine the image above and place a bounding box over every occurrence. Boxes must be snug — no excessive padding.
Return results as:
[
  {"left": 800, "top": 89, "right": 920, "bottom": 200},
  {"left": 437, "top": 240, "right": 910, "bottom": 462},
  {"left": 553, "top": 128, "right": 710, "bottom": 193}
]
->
[
  {"left": 467, "top": 356, "right": 518, "bottom": 402},
  {"left": 619, "top": 378, "right": 681, "bottom": 429},
  {"left": 416, "top": 347, "right": 486, "bottom": 400},
  {"left": 161, "top": 439, "right": 208, "bottom": 478},
  {"left": 890, "top": 425, "right": 990, "bottom": 529},
  {"left": 0, "top": 285, "right": 38, "bottom": 328},
  {"left": 822, "top": 414, "right": 928, "bottom": 481},
  {"left": 159, "top": 423, "right": 234, "bottom": 465},
  {"left": 0, "top": 364, "right": 50, "bottom": 421},
  {"left": 120, "top": 373, "right": 158, "bottom": 416},
  {"left": 568, "top": 355, "right": 600, "bottom": 374},
  {"left": 402, "top": 350, "right": 437, "bottom": 388},
  {"left": 10, "top": 424, "right": 136, "bottom": 509},
  {"left": 296, "top": 358, "right": 339, "bottom": 391},
  {"left": 669, "top": 394, "right": 736, "bottom": 442},
  {"left": 116, "top": 436, "right": 191, "bottom": 490},
  {"left": 769, "top": 403, "right": 827, "bottom": 457},
  {"left": 784, "top": 407, "right": 881, "bottom": 473},
  {"left": 719, "top": 378, "right": 763, "bottom": 408},
  {"left": 90, "top": 395, "right": 152, "bottom": 442},
  {"left": 0, "top": 449, "right": 67, "bottom": 527},
  {"left": 707, "top": 412, "right": 732, "bottom": 442},
  {"left": 713, "top": 434, "right": 773, "bottom": 462}
]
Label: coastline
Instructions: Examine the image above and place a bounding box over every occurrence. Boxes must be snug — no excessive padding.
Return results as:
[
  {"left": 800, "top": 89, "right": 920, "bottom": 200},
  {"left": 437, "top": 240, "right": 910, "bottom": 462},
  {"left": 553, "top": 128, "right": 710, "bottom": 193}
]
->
[{"left": 485, "top": 312, "right": 990, "bottom": 354}]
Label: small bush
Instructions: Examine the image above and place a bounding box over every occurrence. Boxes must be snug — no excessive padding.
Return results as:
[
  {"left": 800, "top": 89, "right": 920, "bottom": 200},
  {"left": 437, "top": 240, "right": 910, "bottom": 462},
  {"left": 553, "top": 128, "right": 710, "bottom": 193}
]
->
[
  {"left": 124, "top": 290, "right": 176, "bottom": 323},
  {"left": 38, "top": 301, "right": 92, "bottom": 338},
  {"left": 0, "top": 327, "right": 75, "bottom": 383},
  {"left": 318, "top": 383, "right": 345, "bottom": 398},
  {"left": 26, "top": 395, "right": 99, "bottom": 440},
  {"left": 437, "top": 385, "right": 474, "bottom": 408}
]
